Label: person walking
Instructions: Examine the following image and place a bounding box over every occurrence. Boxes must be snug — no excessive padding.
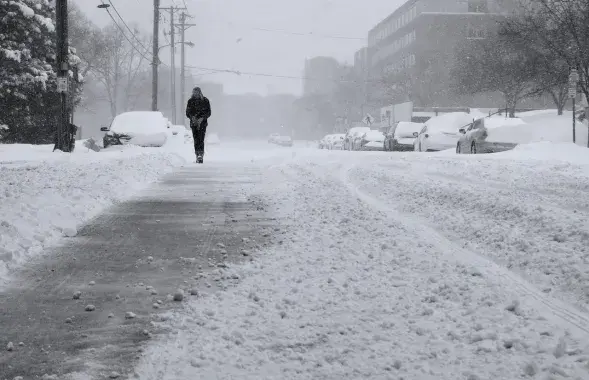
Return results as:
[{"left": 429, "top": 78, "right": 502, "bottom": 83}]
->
[{"left": 185, "top": 87, "right": 212, "bottom": 163}]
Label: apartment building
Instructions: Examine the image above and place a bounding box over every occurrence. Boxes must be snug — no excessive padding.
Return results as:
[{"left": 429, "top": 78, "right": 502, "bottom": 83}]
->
[
  {"left": 302, "top": 56, "right": 341, "bottom": 97},
  {"left": 366, "top": 0, "right": 516, "bottom": 106},
  {"left": 354, "top": 47, "right": 369, "bottom": 76}
]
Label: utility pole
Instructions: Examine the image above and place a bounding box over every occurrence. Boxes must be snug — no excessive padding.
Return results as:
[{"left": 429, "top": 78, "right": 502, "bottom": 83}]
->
[
  {"left": 152, "top": 0, "right": 160, "bottom": 111},
  {"left": 170, "top": 7, "right": 176, "bottom": 124},
  {"left": 160, "top": 6, "right": 186, "bottom": 124},
  {"left": 179, "top": 12, "right": 195, "bottom": 126},
  {"left": 54, "top": 0, "right": 71, "bottom": 152}
]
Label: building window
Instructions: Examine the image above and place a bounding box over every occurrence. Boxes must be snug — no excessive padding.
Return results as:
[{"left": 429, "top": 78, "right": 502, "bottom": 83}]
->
[{"left": 468, "top": 0, "right": 488, "bottom": 13}]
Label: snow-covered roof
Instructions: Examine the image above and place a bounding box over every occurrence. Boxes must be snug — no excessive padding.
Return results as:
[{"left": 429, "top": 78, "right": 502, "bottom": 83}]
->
[
  {"left": 363, "top": 130, "right": 385, "bottom": 141},
  {"left": 394, "top": 122, "right": 423, "bottom": 138}
]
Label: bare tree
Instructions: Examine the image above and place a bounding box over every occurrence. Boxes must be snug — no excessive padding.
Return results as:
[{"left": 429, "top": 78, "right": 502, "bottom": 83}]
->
[
  {"left": 509, "top": 0, "right": 589, "bottom": 103},
  {"left": 451, "top": 33, "right": 539, "bottom": 117},
  {"left": 69, "top": 4, "right": 104, "bottom": 78},
  {"left": 92, "top": 23, "right": 150, "bottom": 117}
]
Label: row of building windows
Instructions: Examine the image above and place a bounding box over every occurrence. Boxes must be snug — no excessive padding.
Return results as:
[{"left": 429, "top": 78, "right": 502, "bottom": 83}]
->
[
  {"left": 383, "top": 54, "right": 416, "bottom": 75},
  {"left": 369, "top": 2, "right": 419, "bottom": 47},
  {"left": 372, "top": 30, "right": 417, "bottom": 66}
]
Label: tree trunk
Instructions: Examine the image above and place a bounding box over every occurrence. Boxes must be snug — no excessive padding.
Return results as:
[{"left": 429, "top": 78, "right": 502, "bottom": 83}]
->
[{"left": 547, "top": 89, "right": 566, "bottom": 115}]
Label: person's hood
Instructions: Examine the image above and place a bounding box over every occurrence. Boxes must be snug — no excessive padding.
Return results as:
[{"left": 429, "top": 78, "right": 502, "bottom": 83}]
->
[{"left": 191, "top": 87, "right": 204, "bottom": 100}]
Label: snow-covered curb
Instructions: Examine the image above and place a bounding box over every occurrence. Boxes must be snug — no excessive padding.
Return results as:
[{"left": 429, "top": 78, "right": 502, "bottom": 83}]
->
[{"left": 0, "top": 144, "right": 187, "bottom": 284}]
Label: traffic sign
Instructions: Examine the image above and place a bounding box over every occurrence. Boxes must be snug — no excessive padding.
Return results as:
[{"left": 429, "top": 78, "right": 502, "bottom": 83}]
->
[
  {"left": 569, "top": 69, "right": 579, "bottom": 83},
  {"left": 363, "top": 114, "right": 375, "bottom": 126},
  {"left": 57, "top": 77, "right": 68, "bottom": 93},
  {"left": 569, "top": 87, "right": 577, "bottom": 99}
]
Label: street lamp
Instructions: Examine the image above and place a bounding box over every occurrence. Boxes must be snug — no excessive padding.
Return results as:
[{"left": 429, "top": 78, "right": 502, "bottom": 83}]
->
[{"left": 97, "top": 4, "right": 110, "bottom": 9}]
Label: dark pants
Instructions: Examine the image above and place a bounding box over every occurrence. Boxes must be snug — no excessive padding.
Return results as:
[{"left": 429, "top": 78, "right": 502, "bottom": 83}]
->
[{"left": 191, "top": 126, "right": 207, "bottom": 156}]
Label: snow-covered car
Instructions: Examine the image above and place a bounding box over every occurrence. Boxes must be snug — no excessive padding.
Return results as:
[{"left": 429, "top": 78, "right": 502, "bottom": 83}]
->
[
  {"left": 358, "top": 130, "right": 385, "bottom": 151},
  {"left": 274, "top": 135, "right": 293, "bottom": 147},
  {"left": 101, "top": 111, "right": 169, "bottom": 148},
  {"left": 384, "top": 122, "right": 422, "bottom": 151},
  {"left": 319, "top": 134, "right": 333, "bottom": 149},
  {"left": 206, "top": 133, "right": 221, "bottom": 145},
  {"left": 268, "top": 133, "right": 280, "bottom": 143},
  {"left": 456, "top": 116, "right": 530, "bottom": 154},
  {"left": 344, "top": 127, "right": 370, "bottom": 150},
  {"left": 414, "top": 112, "right": 484, "bottom": 152},
  {"left": 329, "top": 134, "right": 345, "bottom": 150}
]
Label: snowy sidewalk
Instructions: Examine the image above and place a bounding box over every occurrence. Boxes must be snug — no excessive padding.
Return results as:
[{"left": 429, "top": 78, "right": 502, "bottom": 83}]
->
[
  {"left": 0, "top": 142, "right": 189, "bottom": 284},
  {"left": 0, "top": 161, "right": 277, "bottom": 379},
  {"left": 136, "top": 153, "right": 589, "bottom": 380}
]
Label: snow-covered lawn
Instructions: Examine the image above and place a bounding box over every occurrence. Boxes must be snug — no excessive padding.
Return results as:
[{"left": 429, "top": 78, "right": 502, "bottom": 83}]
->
[
  {"left": 0, "top": 137, "right": 191, "bottom": 284},
  {"left": 136, "top": 142, "right": 589, "bottom": 380}
]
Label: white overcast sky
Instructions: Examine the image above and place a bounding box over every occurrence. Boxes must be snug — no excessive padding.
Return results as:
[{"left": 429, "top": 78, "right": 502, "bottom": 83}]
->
[{"left": 74, "top": 0, "right": 403, "bottom": 95}]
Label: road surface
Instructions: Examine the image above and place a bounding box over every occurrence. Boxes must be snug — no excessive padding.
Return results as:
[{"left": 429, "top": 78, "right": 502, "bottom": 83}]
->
[{"left": 2, "top": 142, "right": 589, "bottom": 380}]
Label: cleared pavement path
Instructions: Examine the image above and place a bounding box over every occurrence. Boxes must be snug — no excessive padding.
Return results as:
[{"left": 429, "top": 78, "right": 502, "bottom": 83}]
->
[{"left": 0, "top": 163, "right": 275, "bottom": 380}]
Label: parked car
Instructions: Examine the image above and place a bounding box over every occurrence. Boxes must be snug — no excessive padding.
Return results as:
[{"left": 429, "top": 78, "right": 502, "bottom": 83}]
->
[
  {"left": 456, "top": 116, "right": 525, "bottom": 154},
  {"left": 414, "top": 112, "right": 483, "bottom": 152},
  {"left": 344, "top": 127, "right": 370, "bottom": 150},
  {"left": 206, "top": 133, "right": 221, "bottom": 145},
  {"left": 324, "top": 134, "right": 336, "bottom": 149},
  {"left": 101, "top": 111, "right": 169, "bottom": 148},
  {"left": 318, "top": 134, "right": 332, "bottom": 149},
  {"left": 329, "top": 134, "right": 345, "bottom": 150},
  {"left": 275, "top": 135, "right": 293, "bottom": 147},
  {"left": 384, "top": 121, "right": 422, "bottom": 151},
  {"left": 358, "top": 130, "right": 386, "bottom": 151},
  {"left": 268, "top": 133, "right": 280, "bottom": 143}
]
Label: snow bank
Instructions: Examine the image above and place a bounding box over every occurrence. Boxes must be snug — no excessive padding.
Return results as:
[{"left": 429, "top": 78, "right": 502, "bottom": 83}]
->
[
  {"left": 496, "top": 142, "right": 589, "bottom": 164},
  {"left": 0, "top": 141, "right": 187, "bottom": 284},
  {"left": 136, "top": 157, "right": 589, "bottom": 380},
  {"left": 486, "top": 112, "right": 588, "bottom": 146}
]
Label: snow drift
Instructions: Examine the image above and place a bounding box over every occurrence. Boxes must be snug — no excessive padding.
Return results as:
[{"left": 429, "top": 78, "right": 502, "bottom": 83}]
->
[{"left": 0, "top": 141, "right": 187, "bottom": 285}]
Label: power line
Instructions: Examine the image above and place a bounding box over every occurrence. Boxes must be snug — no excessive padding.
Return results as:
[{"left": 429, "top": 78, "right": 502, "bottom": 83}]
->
[
  {"left": 106, "top": 0, "right": 152, "bottom": 57},
  {"left": 250, "top": 27, "right": 364, "bottom": 41},
  {"left": 218, "top": 21, "right": 365, "bottom": 41},
  {"left": 184, "top": 65, "right": 378, "bottom": 86},
  {"left": 100, "top": 4, "right": 153, "bottom": 63},
  {"left": 101, "top": 0, "right": 151, "bottom": 59}
]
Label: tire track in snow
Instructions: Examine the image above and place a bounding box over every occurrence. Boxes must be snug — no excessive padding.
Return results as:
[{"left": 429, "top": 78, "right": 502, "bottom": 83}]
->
[{"left": 339, "top": 162, "right": 589, "bottom": 339}]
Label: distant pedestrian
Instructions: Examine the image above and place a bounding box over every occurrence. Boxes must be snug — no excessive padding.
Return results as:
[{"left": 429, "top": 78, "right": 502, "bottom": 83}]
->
[{"left": 185, "top": 87, "right": 211, "bottom": 164}]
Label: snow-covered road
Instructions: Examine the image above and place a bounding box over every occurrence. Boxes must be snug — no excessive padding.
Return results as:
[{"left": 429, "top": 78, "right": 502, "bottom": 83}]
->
[{"left": 136, "top": 143, "right": 589, "bottom": 380}]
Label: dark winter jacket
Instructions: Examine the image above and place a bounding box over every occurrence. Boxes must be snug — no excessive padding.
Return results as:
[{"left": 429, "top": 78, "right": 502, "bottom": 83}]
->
[{"left": 186, "top": 96, "right": 211, "bottom": 129}]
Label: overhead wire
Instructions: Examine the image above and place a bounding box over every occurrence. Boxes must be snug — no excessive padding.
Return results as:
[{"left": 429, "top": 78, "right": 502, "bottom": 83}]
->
[
  {"left": 99, "top": 0, "right": 154, "bottom": 63},
  {"left": 250, "top": 27, "right": 364, "bottom": 41},
  {"left": 106, "top": 0, "right": 152, "bottom": 57},
  {"left": 184, "top": 65, "right": 381, "bottom": 87}
]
